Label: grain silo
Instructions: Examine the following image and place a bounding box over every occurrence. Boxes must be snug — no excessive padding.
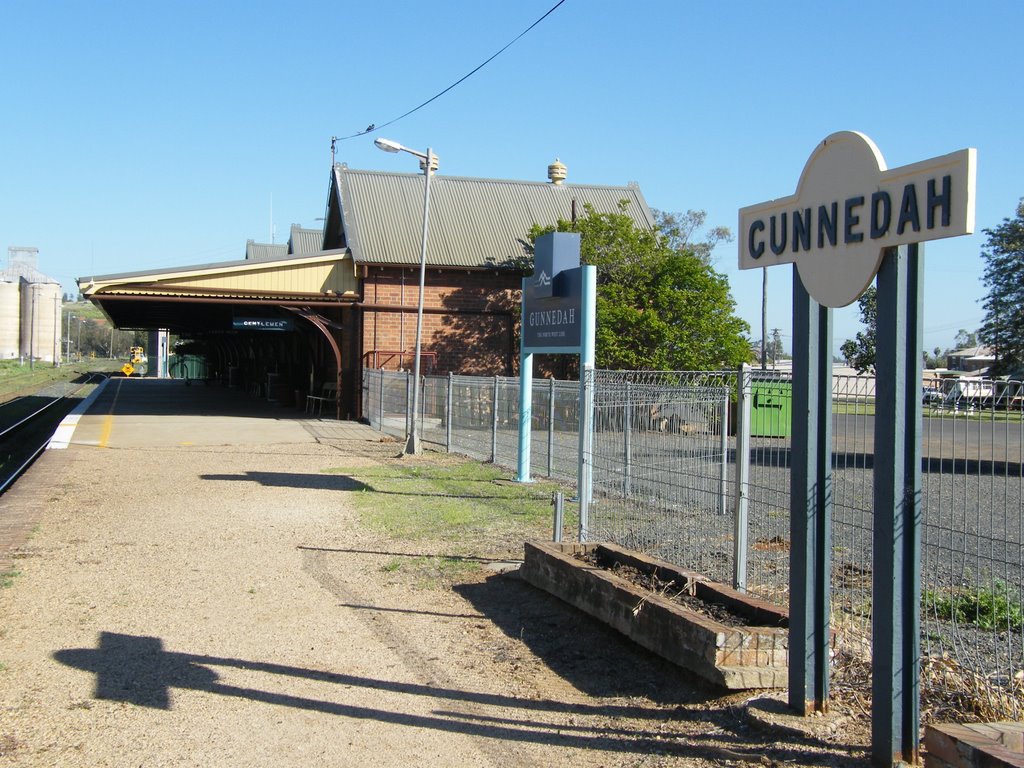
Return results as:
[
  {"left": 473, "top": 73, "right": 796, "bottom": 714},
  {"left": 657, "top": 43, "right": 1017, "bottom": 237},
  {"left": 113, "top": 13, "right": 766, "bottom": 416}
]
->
[
  {"left": 20, "top": 280, "right": 61, "bottom": 362},
  {"left": 0, "top": 279, "right": 19, "bottom": 359},
  {"left": 7, "top": 246, "right": 62, "bottom": 363}
]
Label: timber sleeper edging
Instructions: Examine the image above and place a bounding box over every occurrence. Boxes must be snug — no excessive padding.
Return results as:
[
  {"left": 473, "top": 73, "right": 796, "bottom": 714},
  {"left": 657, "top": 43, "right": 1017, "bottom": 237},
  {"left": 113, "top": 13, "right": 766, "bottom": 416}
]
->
[{"left": 520, "top": 541, "right": 788, "bottom": 690}]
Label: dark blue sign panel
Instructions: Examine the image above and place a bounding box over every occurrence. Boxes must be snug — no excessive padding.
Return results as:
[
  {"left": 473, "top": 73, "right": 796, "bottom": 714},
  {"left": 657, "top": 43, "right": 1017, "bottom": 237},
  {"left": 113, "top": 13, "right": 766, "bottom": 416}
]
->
[
  {"left": 232, "top": 317, "right": 293, "bottom": 332},
  {"left": 522, "top": 232, "right": 583, "bottom": 351}
]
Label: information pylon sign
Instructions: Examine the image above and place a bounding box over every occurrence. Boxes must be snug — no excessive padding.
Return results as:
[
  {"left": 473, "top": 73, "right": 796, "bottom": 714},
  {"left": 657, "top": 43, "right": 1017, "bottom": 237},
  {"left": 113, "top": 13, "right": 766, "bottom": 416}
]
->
[
  {"left": 739, "top": 132, "right": 975, "bottom": 767},
  {"left": 516, "top": 232, "right": 596, "bottom": 539}
]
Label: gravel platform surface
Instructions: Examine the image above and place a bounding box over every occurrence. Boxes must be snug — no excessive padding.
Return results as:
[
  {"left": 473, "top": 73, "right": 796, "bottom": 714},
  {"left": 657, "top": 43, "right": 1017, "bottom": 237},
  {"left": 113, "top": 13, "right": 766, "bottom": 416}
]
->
[{"left": 0, "top": 381, "right": 871, "bottom": 767}]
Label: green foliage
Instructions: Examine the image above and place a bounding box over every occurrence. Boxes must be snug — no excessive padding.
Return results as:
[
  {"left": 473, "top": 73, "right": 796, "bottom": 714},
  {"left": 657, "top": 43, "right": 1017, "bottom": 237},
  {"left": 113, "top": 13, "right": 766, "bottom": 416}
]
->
[
  {"left": 651, "top": 208, "right": 733, "bottom": 265},
  {"left": 840, "top": 285, "right": 877, "bottom": 374},
  {"left": 529, "top": 202, "right": 751, "bottom": 371},
  {"left": 979, "top": 199, "right": 1024, "bottom": 375},
  {"left": 926, "top": 581, "right": 1023, "bottom": 631},
  {"left": 952, "top": 329, "right": 979, "bottom": 350}
]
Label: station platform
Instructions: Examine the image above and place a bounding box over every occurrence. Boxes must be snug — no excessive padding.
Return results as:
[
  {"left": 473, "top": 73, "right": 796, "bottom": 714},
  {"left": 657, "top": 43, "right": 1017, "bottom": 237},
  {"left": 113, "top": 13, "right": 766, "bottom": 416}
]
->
[{"left": 0, "top": 378, "right": 378, "bottom": 572}]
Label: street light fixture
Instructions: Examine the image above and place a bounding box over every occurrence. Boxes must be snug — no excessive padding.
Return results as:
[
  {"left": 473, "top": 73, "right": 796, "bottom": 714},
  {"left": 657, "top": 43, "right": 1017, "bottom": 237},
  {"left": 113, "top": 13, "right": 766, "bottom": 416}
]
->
[{"left": 374, "top": 137, "right": 438, "bottom": 455}]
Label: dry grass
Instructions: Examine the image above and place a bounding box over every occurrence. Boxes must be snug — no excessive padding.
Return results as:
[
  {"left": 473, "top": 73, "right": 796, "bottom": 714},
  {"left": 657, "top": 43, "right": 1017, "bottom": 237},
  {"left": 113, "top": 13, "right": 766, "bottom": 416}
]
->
[{"left": 829, "top": 627, "right": 1024, "bottom": 724}]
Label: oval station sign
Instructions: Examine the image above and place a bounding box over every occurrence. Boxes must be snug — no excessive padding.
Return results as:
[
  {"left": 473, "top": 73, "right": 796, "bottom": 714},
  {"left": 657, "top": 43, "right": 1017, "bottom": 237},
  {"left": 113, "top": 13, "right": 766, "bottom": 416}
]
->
[{"left": 738, "top": 131, "right": 976, "bottom": 307}]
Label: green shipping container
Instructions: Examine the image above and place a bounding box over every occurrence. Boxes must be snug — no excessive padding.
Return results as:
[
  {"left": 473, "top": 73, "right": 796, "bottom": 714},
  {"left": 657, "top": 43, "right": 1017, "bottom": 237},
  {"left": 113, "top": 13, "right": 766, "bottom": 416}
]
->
[{"left": 750, "top": 381, "right": 792, "bottom": 437}]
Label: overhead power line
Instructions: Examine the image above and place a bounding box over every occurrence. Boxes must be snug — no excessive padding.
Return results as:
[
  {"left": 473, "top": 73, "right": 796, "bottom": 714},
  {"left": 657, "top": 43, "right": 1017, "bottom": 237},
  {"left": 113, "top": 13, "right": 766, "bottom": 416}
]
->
[{"left": 333, "top": 0, "right": 567, "bottom": 144}]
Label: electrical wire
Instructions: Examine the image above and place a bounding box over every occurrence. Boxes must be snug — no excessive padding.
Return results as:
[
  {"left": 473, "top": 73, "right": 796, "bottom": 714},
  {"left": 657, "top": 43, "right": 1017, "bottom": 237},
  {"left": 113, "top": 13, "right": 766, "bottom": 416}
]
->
[{"left": 333, "top": 0, "right": 567, "bottom": 144}]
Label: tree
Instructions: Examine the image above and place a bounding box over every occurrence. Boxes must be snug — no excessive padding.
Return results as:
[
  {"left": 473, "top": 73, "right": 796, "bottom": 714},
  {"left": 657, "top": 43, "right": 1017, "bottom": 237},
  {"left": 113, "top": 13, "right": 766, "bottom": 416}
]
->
[
  {"left": 840, "top": 284, "right": 877, "bottom": 374},
  {"left": 650, "top": 208, "right": 732, "bottom": 265},
  {"left": 979, "top": 202, "right": 1024, "bottom": 376},
  {"left": 530, "top": 202, "right": 751, "bottom": 371},
  {"left": 952, "top": 328, "right": 978, "bottom": 350}
]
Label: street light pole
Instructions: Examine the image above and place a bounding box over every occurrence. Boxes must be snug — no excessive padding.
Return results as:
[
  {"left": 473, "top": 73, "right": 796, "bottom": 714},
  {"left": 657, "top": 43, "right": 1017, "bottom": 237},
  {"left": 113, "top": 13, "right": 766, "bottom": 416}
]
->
[
  {"left": 66, "top": 312, "right": 73, "bottom": 364},
  {"left": 374, "top": 137, "right": 437, "bottom": 455}
]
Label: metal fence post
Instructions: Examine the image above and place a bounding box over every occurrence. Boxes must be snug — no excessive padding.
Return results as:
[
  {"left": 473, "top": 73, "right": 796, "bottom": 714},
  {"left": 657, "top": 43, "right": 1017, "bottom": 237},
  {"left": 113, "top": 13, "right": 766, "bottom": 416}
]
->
[
  {"left": 378, "top": 370, "right": 385, "bottom": 432},
  {"left": 446, "top": 371, "right": 453, "bottom": 452},
  {"left": 624, "top": 381, "right": 632, "bottom": 496},
  {"left": 491, "top": 375, "right": 499, "bottom": 463},
  {"left": 719, "top": 394, "right": 729, "bottom": 517},
  {"left": 547, "top": 377, "right": 555, "bottom": 477},
  {"left": 733, "top": 364, "right": 752, "bottom": 591},
  {"left": 405, "top": 371, "right": 412, "bottom": 440},
  {"left": 578, "top": 367, "right": 595, "bottom": 541}
]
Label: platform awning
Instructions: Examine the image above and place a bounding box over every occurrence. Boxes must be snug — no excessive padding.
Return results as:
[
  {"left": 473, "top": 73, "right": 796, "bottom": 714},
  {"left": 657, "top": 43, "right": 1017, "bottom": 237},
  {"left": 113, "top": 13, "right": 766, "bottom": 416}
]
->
[{"left": 78, "top": 250, "right": 358, "bottom": 332}]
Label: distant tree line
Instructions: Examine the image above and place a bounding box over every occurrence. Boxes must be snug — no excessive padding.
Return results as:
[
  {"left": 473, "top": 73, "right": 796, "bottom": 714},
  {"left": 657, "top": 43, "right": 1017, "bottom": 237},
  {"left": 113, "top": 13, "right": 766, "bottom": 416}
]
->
[{"left": 840, "top": 197, "right": 1024, "bottom": 377}]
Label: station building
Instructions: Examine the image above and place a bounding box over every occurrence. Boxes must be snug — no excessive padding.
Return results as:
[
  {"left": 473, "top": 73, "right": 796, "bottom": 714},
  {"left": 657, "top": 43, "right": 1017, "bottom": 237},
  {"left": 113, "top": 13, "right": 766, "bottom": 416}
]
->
[{"left": 79, "top": 161, "right": 654, "bottom": 419}]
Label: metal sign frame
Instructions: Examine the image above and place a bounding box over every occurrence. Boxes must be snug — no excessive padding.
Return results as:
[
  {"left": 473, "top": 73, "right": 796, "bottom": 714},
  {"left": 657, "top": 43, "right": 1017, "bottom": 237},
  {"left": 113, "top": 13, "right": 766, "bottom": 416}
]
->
[
  {"left": 516, "top": 232, "right": 597, "bottom": 539},
  {"left": 739, "top": 133, "right": 975, "bottom": 767}
]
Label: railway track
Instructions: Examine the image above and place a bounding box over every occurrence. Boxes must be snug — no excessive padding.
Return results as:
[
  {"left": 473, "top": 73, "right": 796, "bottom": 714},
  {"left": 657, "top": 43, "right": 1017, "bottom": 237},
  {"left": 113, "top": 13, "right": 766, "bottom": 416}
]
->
[{"left": 0, "top": 373, "right": 107, "bottom": 494}]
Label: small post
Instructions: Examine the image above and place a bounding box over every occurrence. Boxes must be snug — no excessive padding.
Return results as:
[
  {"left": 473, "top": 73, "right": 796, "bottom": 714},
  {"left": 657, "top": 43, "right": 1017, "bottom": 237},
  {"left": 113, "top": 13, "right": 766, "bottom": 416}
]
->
[
  {"left": 405, "top": 372, "right": 413, "bottom": 439},
  {"left": 733, "top": 364, "right": 752, "bottom": 591},
  {"left": 552, "top": 492, "right": 564, "bottom": 542},
  {"left": 378, "top": 369, "right": 385, "bottom": 431}
]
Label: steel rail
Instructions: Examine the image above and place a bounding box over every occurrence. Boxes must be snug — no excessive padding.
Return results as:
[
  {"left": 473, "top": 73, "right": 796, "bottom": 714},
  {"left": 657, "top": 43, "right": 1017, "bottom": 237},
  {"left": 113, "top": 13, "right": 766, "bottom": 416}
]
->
[{"left": 0, "top": 374, "right": 105, "bottom": 494}]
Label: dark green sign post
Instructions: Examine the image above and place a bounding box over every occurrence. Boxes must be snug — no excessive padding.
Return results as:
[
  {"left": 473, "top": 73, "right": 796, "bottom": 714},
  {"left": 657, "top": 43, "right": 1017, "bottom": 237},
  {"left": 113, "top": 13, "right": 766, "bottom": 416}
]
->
[{"left": 739, "top": 132, "right": 975, "bottom": 766}]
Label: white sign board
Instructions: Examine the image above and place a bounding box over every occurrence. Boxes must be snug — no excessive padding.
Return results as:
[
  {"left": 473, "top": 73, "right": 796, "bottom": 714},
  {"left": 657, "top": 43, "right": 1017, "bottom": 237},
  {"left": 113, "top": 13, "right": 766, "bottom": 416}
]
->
[{"left": 738, "top": 131, "right": 976, "bottom": 307}]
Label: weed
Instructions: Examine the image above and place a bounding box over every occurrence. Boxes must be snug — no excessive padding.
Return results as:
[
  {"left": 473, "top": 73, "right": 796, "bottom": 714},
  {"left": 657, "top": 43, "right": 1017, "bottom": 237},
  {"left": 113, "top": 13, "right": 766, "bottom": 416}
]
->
[
  {"left": 0, "top": 571, "right": 20, "bottom": 589},
  {"left": 925, "top": 581, "right": 1023, "bottom": 631}
]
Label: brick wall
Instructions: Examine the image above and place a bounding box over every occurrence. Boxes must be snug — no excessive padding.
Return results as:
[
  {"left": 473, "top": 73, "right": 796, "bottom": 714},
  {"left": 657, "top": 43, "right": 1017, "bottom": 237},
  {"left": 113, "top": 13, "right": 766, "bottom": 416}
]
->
[{"left": 360, "top": 267, "right": 520, "bottom": 376}]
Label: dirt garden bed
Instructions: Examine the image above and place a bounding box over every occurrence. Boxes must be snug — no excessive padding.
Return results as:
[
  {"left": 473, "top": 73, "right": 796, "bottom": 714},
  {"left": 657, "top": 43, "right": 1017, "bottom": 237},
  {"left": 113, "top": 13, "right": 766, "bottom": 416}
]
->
[{"left": 520, "top": 541, "right": 789, "bottom": 690}]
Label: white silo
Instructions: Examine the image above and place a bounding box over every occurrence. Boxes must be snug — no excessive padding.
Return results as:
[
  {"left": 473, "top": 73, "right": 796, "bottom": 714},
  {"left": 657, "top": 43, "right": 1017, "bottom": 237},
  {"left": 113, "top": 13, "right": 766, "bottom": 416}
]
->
[
  {"left": 0, "top": 279, "right": 19, "bottom": 359},
  {"left": 20, "top": 280, "right": 61, "bottom": 362}
]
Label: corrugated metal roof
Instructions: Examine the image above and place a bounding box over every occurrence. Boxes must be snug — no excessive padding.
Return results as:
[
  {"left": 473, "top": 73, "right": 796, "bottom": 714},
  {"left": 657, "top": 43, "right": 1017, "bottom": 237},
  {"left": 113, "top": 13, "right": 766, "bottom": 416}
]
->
[
  {"left": 288, "top": 225, "right": 323, "bottom": 255},
  {"left": 80, "top": 250, "right": 350, "bottom": 289},
  {"left": 0, "top": 267, "right": 60, "bottom": 285},
  {"left": 333, "top": 165, "right": 655, "bottom": 270},
  {"left": 245, "top": 241, "right": 288, "bottom": 261}
]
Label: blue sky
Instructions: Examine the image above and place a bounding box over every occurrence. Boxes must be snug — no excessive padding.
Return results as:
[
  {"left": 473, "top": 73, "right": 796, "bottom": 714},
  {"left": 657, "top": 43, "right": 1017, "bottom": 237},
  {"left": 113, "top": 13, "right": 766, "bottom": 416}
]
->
[{"left": 2, "top": 0, "right": 1021, "bottom": 353}]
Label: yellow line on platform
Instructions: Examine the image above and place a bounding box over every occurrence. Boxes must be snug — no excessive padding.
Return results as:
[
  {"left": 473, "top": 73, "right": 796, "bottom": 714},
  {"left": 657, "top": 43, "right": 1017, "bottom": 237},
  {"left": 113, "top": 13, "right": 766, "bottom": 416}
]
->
[{"left": 98, "top": 379, "right": 123, "bottom": 448}]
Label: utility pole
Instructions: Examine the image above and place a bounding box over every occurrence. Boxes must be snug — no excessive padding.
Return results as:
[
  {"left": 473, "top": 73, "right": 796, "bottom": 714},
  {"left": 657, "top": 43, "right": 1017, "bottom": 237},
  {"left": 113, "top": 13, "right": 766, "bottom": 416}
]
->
[{"left": 761, "top": 268, "right": 768, "bottom": 370}]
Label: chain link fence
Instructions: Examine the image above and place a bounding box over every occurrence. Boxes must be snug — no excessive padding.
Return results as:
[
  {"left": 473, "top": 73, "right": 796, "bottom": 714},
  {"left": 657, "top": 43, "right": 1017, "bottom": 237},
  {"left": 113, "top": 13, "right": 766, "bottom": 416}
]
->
[{"left": 361, "top": 367, "right": 1024, "bottom": 718}]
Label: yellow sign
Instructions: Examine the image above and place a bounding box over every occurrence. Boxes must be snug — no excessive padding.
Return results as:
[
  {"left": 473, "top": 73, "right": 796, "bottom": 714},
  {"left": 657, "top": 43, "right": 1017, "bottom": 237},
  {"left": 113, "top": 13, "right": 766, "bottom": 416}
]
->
[{"left": 121, "top": 363, "right": 135, "bottom": 377}]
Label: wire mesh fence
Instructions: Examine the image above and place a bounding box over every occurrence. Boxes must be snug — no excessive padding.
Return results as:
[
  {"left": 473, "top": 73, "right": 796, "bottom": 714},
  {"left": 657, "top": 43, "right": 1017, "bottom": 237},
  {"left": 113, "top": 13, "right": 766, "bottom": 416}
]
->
[
  {"left": 361, "top": 366, "right": 1024, "bottom": 718},
  {"left": 585, "top": 369, "right": 735, "bottom": 584}
]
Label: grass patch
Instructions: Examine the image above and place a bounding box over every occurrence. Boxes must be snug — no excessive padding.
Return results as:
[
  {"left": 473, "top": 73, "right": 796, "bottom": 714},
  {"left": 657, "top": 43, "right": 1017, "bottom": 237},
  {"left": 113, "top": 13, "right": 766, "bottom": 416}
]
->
[
  {"left": 0, "top": 359, "right": 115, "bottom": 401},
  {"left": 325, "top": 458, "right": 574, "bottom": 549},
  {"left": 926, "top": 581, "right": 1023, "bottom": 631},
  {"left": 0, "top": 571, "right": 20, "bottom": 589}
]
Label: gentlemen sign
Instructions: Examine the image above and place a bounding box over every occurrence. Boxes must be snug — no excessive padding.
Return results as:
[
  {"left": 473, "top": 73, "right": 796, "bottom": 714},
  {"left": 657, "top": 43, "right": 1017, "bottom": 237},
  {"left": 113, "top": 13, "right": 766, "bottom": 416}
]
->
[
  {"left": 232, "top": 317, "right": 293, "bottom": 331},
  {"left": 522, "top": 232, "right": 584, "bottom": 351},
  {"left": 739, "top": 131, "right": 976, "bottom": 307}
]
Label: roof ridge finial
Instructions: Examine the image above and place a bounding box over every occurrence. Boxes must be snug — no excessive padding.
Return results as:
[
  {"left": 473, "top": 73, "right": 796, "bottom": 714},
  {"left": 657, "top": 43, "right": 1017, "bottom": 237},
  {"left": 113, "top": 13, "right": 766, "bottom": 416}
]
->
[{"left": 548, "top": 158, "right": 567, "bottom": 185}]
